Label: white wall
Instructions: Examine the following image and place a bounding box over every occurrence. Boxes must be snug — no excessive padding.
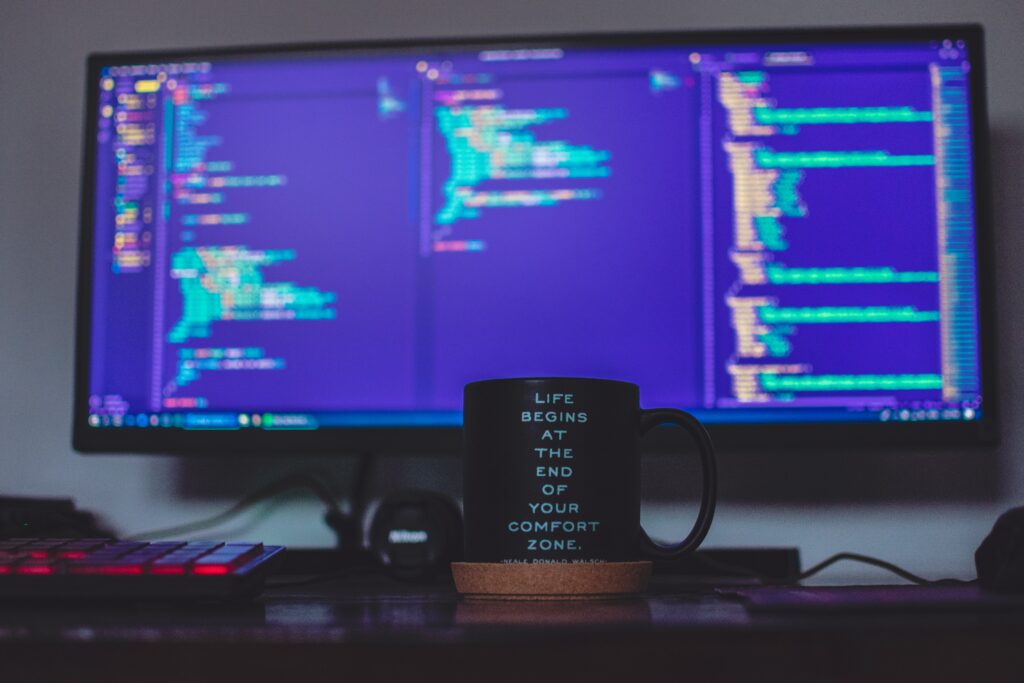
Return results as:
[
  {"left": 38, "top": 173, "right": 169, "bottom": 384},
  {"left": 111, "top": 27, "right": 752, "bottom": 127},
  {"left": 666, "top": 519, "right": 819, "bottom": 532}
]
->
[{"left": 2, "top": 0, "right": 1023, "bottom": 581}]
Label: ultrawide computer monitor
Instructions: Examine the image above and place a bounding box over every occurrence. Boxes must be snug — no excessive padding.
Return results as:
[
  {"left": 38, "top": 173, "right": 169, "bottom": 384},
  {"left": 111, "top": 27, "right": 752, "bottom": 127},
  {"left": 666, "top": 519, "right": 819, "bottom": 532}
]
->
[{"left": 74, "top": 25, "right": 995, "bottom": 454}]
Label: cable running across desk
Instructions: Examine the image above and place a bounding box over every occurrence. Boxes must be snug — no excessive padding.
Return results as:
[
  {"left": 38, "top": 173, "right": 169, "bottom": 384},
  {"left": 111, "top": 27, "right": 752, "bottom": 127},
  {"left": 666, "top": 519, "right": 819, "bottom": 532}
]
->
[
  {"left": 128, "top": 472, "right": 345, "bottom": 541},
  {"left": 697, "top": 551, "right": 975, "bottom": 585}
]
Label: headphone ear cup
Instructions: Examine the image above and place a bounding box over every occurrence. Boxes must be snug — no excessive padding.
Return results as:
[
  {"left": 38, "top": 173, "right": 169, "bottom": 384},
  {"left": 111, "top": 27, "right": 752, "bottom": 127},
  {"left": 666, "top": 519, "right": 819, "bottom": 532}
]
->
[{"left": 366, "top": 491, "right": 463, "bottom": 580}]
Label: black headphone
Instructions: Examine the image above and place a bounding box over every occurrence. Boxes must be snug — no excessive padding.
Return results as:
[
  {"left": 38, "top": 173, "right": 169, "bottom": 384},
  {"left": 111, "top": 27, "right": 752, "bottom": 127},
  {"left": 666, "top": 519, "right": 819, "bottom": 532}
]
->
[{"left": 365, "top": 490, "right": 463, "bottom": 581}]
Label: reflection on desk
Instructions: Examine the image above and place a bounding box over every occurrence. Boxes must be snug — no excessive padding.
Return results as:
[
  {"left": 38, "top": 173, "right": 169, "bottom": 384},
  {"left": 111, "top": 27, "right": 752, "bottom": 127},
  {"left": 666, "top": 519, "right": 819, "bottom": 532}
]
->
[{"left": 1, "top": 577, "right": 1023, "bottom": 681}]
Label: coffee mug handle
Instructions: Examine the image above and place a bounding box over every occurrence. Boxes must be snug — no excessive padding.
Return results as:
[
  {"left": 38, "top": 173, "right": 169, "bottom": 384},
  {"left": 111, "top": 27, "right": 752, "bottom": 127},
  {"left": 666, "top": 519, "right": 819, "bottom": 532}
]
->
[{"left": 637, "top": 408, "right": 717, "bottom": 558}]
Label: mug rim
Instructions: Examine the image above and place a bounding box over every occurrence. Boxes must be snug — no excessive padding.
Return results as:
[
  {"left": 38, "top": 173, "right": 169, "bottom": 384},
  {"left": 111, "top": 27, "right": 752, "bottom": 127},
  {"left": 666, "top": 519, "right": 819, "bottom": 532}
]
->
[{"left": 465, "top": 377, "right": 639, "bottom": 389}]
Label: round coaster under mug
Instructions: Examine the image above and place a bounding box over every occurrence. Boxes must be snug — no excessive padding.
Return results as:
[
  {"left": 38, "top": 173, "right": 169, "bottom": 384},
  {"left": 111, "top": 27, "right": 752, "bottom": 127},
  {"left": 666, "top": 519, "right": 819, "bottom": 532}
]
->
[
  {"left": 451, "top": 561, "right": 652, "bottom": 600},
  {"left": 458, "top": 378, "right": 717, "bottom": 598}
]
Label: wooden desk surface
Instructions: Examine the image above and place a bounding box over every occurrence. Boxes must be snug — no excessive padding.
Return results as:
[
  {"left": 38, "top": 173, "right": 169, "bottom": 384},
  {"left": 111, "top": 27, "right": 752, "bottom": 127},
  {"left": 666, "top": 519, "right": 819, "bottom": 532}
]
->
[{"left": 2, "top": 577, "right": 1024, "bottom": 682}]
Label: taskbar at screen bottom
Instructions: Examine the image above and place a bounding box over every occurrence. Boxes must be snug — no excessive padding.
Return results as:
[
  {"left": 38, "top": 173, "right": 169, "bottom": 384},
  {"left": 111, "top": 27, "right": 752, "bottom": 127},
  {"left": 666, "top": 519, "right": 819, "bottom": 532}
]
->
[{"left": 85, "top": 404, "right": 982, "bottom": 430}]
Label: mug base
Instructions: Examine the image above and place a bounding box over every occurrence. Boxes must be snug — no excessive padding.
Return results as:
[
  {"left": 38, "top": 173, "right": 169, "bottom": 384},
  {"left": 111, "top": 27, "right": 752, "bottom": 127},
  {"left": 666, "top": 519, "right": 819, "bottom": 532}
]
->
[{"left": 451, "top": 561, "right": 652, "bottom": 600}]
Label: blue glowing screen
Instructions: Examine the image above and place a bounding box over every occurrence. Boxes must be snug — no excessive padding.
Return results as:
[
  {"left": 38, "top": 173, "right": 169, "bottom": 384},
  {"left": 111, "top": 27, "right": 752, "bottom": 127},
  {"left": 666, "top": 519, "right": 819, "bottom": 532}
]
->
[{"left": 84, "top": 36, "right": 983, "bottom": 430}]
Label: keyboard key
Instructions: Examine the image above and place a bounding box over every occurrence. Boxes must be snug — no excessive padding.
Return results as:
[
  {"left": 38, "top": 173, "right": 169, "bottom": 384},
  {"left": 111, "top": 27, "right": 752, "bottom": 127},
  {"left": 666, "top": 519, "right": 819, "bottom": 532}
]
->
[
  {"left": 70, "top": 563, "right": 144, "bottom": 576},
  {"left": 152, "top": 542, "right": 224, "bottom": 564},
  {"left": 118, "top": 542, "right": 185, "bottom": 563},
  {"left": 15, "top": 559, "right": 60, "bottom": 575},
  {"left": 0, "top": 551, "right": 29, "bottom": 562},
  {"left": 57, "top": 540, "right": 109, "bottom": 558},
  {"left": 192, "top": 544, "right": 263, "bottom": 575},
  {"left": 193, "top": 543, "right": 262, "bottom": 564}
]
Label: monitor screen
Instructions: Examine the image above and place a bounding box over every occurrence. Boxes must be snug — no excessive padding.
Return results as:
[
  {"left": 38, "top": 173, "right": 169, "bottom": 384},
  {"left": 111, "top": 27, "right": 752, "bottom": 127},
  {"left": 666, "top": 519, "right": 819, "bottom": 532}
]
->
[{"left": 74, "top": 26, "right": 995, "bottom": 453}]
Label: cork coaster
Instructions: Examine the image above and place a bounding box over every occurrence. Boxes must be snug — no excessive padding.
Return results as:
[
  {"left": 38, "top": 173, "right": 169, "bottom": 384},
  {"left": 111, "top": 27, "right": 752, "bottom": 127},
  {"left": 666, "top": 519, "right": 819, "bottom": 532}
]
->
[{"left": 451, "top": 561, "right": 652, "bottom": 600}]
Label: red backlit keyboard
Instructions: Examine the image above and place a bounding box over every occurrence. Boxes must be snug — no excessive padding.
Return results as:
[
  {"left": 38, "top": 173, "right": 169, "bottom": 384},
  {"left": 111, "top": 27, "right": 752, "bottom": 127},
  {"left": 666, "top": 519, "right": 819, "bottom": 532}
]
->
[{"left": 0, "top": 538, "right": 285, "bottom": 599}]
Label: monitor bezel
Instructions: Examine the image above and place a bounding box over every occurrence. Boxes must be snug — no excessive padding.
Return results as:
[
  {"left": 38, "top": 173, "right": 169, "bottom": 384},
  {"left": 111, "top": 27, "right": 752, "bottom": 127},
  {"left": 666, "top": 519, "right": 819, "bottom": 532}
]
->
[{"left": 73, "top": 23, "right": 998, "bottom": 454}]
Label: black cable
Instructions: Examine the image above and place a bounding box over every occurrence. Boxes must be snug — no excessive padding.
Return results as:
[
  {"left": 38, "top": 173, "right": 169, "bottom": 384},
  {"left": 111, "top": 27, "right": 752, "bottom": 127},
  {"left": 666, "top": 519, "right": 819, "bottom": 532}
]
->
[
  {"left": 349, "top": 453, "right": 373, "bottom": 522},
  {"left": 694, "top": 550, "right": 974, "bottom": 586},
  {"left": 795, "top": 552, "right": 972, "bottom": 586},
  {"left": 128, "top": 472, "right": 343, "bottom": 541},
  {"left": 183, "top": 491, "right": 301, "bottom": 541}
]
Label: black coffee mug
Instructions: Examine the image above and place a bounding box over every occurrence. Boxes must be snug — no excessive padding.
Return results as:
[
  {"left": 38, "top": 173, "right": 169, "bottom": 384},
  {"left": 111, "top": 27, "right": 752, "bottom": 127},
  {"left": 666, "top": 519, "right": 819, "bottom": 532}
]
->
[{"left": 463, "top": 378, "right": 716, "bottom": 563}]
